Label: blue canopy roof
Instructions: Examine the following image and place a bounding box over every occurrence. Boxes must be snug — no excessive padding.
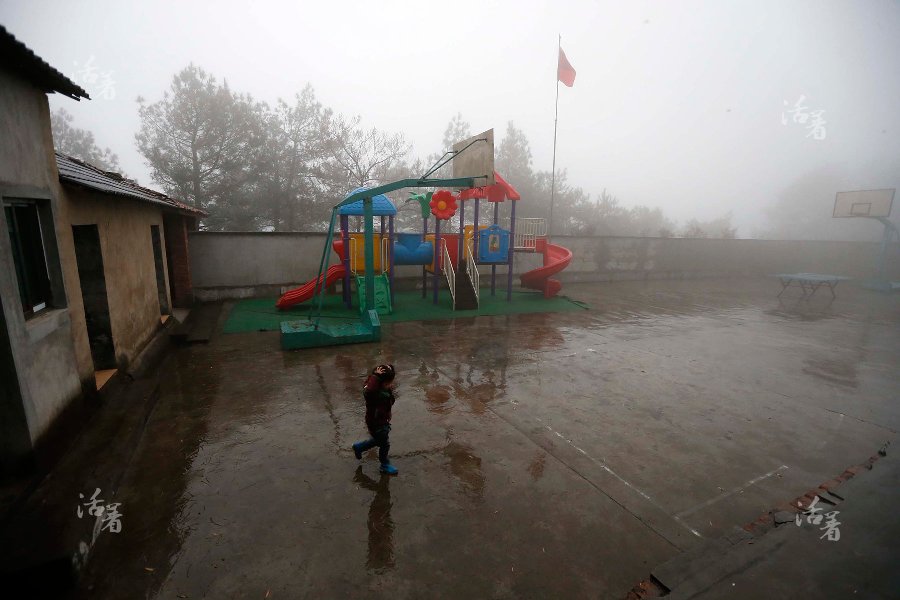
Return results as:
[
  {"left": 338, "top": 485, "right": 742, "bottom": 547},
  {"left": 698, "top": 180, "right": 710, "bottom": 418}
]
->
[{"left": 338, "top": 188, "right": 397, "bottom": 216}]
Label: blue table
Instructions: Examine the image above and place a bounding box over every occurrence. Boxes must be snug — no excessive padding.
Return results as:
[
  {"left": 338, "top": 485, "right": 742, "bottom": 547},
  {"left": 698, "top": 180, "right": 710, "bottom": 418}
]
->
[{"left": 773, "top": 273, "right": 850, "bottom": 299}]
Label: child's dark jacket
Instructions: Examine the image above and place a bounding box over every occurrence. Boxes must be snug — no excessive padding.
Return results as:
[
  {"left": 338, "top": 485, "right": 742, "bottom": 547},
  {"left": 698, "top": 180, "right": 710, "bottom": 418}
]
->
[{"left": 364, "top": 375, "right": 395, "bottom": 430}]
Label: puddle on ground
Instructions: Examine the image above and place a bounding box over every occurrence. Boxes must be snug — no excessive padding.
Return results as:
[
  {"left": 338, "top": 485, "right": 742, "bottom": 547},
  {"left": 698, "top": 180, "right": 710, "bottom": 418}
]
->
[
  {"left": 353, "top": 466, "right": 395, "bottom": 573},
  {"left": 527, "top": 452, "right": 547, "bottom": 481},
  {"left": 802, "top": 358, "right": 859, "bottom": 388},
  {"left": 425, "top": 385, "right": 453, "bottom": 414},
  {"left": 443, "top": 441, "right": 485, "bottom": 502},
  {"left": 765, "top": 299, "right": 840, "bottom": 322}
]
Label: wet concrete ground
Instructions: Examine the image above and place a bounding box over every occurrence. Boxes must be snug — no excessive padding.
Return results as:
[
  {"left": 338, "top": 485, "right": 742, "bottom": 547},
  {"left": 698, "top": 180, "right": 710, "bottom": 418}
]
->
[
  {"left": 74, "top": 279, "right": 899, "bottom": 598},
  {"left": 681, "top": 452, "right": 900, "bottom": 598}
]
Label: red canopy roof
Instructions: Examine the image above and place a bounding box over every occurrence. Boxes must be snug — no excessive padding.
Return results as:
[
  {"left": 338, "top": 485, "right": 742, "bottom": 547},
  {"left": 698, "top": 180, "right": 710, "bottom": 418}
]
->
[
  {"left": 457, "top": 186, "right": 485, "bottom": 201},
  {"left": 458, "top": 171, "right": 520, "bottom": 202}
]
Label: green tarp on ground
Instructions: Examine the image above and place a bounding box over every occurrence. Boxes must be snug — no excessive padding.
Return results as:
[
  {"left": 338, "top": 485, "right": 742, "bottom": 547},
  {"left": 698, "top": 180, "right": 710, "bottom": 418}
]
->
[{"left": 223, "top": 289, "right": 589, "bottom": 334}]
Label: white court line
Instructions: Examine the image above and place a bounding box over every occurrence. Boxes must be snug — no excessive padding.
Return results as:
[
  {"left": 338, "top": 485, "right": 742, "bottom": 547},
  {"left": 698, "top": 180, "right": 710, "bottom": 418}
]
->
[
  {"left": 674, "top": 464, "right": 789, "bottom": 519},
  {"left": 538, "top": 418, "right": 703, "bottom": 538}
]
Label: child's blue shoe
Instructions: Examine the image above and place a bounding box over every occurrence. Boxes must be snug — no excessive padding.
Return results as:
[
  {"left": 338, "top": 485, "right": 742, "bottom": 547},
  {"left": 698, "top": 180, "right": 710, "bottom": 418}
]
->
[
  {"left": 379, "top": 463, "right": 398, "bottom": 475},
  {"left": 352, "top": 442, "right": 364, "bottom": 460}
]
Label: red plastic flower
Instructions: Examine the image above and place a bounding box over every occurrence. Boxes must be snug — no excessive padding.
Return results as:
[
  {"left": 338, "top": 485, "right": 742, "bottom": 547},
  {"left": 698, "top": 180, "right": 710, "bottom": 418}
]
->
[{"left": 429, "top": 190, "right": 458, "bottom": 220}]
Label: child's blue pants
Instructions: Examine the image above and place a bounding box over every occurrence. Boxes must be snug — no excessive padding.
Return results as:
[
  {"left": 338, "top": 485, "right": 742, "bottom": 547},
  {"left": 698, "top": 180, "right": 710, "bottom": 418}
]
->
[{"left": 357, "top": 425, "right": 391, "bottom": 464}]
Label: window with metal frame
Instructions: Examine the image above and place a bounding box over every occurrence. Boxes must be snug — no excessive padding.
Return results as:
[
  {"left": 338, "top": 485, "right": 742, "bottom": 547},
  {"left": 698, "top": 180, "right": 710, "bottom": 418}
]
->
[{"left": 4, "top": 200, "right": 54, "bottom": 318}]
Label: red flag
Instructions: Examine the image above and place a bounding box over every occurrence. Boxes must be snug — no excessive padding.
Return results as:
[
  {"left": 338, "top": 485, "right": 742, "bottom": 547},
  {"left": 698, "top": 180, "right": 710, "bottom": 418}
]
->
[{"left": 557, "top": 47, "right": 576, "bottom": 87}]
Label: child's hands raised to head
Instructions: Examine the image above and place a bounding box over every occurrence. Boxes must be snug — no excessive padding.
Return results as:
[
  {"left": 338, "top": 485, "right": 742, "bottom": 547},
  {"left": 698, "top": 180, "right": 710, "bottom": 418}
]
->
[{"left": 372, "top": 364, "right": 396, "bottom": 386}]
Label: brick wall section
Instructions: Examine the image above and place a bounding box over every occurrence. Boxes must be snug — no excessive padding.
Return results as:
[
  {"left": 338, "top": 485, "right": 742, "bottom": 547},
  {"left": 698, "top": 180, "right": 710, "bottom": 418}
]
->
[{"left": 163, "top": 214, "right": 195, "bottom": 308}]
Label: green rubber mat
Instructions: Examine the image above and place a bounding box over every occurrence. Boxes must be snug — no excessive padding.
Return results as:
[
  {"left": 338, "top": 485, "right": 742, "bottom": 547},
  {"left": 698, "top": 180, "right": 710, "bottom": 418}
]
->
[{"left": 223, "top": 289, "right": 589, "bottom": 334}]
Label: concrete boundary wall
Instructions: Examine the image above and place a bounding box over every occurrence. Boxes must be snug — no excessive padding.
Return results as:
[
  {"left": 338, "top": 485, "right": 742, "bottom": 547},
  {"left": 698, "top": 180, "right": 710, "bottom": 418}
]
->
[{"left": 189, "top": 232, "right": 900, "bottom": 300}]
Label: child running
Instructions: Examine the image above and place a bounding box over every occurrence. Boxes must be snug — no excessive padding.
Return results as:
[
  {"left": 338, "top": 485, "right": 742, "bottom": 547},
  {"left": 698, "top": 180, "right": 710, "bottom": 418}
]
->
[{"left": 352, "top": 364, "right": 399, "bottom": 475}]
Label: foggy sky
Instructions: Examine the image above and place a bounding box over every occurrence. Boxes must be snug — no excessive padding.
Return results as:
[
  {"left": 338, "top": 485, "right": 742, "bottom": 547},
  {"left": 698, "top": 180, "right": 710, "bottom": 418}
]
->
[{"left": 3, "top": 0, "right": 899, "bottom": 236}]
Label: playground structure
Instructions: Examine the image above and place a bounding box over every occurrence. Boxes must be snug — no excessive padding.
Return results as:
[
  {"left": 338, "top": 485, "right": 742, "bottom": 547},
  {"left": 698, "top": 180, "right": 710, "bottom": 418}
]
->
[
  {"left": 275, "top": 129, "right": 574, "bottom": 349},
  {"left": 833, "top": 189, "right": 898, "bottom": 292},
  {"left": 276, "top": 174, "right": 573, "bottom": 313}
]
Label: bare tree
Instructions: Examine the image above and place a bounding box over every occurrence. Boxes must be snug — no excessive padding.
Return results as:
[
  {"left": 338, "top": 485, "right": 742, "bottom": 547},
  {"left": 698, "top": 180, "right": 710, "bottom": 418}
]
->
[{"left": 329, "top": 115, "right": 409, "bottom": 189}]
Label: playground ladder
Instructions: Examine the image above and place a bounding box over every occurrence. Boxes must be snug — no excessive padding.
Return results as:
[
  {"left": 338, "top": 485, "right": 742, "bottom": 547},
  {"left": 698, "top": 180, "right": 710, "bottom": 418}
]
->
[
  {"left": 347, "top": 236, "right": 391, "bottom": 274},
  {"left": 450, "top": 241, "right": 480, "bottom": 311},
  {"left": 348, "top": 236, "right": 358, "bottom": 273},
  {"left": 514, "top": 218, "right": 547, "bottom": 251},
  {"left": 465, "top": 240, "right": 479, "bottom": 304},
  {"left": 442, "top": 239, "right": 456, "bottom": 309}
]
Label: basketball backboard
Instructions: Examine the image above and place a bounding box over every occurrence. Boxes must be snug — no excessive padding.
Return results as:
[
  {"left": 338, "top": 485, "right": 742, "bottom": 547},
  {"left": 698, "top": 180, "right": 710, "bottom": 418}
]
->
[
  {"left": 833, "top": 189, "right": 894, "bottom": 218},
  {"left": 452, "top": 129, "right": 495, "bottom": 187}
]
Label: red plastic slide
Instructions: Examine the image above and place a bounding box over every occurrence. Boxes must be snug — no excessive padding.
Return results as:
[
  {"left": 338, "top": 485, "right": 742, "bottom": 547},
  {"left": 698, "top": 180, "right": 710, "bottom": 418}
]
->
[
  {"left": 520, "top": 239, "right": 572, "bottom": 298},
  {"left": 276, "top": 264, "right": 346, "bottom": 309}
]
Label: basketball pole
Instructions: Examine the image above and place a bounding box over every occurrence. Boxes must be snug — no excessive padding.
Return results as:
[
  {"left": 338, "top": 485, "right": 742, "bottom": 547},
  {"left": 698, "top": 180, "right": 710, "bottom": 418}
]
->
[{"left": 549, "top": 33, "right": 561, "bottom": 242}]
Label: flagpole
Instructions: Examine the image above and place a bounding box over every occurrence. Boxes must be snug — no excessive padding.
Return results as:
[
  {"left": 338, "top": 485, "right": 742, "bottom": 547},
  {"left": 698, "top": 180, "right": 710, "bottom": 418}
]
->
[{"left": 549, "top": 33, "right": 561, "bottom": 241}]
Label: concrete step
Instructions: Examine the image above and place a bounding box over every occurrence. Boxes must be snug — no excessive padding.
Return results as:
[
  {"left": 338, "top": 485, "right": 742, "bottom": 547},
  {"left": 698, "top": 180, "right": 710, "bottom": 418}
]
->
[
  {"left": 170, "top": 303, "right": 223, "bottom": 344},
  {"left": 651, "top": 526, "right": 754, "bottom": 594},
  {"left": 651, "top": 456, "right": 895, "bottom": 598}
]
